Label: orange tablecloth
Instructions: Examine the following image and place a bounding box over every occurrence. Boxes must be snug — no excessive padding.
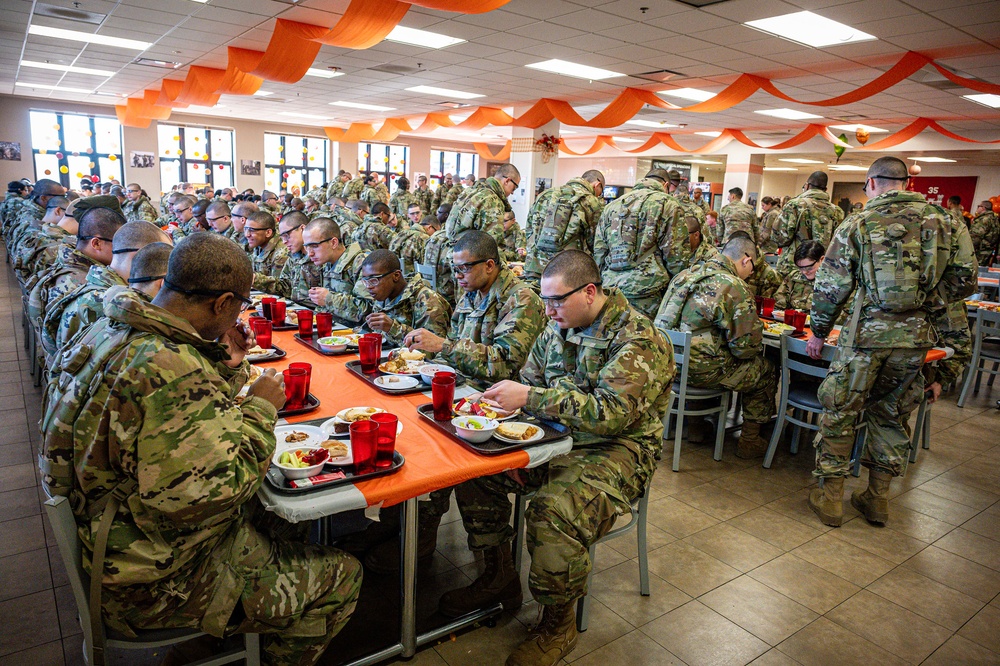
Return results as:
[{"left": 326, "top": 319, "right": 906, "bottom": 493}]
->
[
  {"left": 761, "top": 318, "right": 947, "bottom": 363},
  {"left": 980, "top": 277, "right": 999, "bottom": 286},
  {"left": 255, "top": 327, "right": 534, "bottom": 507}
]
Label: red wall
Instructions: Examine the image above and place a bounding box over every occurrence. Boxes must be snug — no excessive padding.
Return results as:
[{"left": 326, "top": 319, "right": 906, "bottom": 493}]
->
[{"left": 909, "top": 176, "right": 978, "bottom": 210}]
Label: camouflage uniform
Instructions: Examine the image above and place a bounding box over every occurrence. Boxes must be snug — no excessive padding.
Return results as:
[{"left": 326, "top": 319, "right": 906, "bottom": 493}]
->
[
  {"left": 0, "top": 193, "right": 26, "bottom": 239},
  {"left": 354, "top": 214, "right": 394, "bottom": 252},
  {"left": 655, "top": 253, "right": 777, "bottom": 424},
  {"left": 8, "top": 198, "right": 45, "bottom": 258},
  {"left": 413, "top": 186, "right": 434, "bottom": 215},
  {"left": 676, "top": 190, "right": 707, "bottom": 235},
  {"left": 693, "top": 197, "right": 710, "bottom": 217},
  {"left": 744, "top": 256, "right": 782, "bottom": 299},
  {"left": 171, "top": 219, "right": 200, "bottom": 243},
  {"left": 253, "top": 251, "right": 322, "bottom": 303},
  {"left": 365, "top": 275, "right": 451, "bottom": 346},
  {"left": 445, "top": 177, "right": 509, "bottom": 249},
  {"left": 13, "top": 223, "right": 74, "bottom": 285},
  {"left": 771, "top": 190, "right": 844, "bottom": 275},
  {"left": 810, "top": 190, "right": 977, "bottom": 478},
  {"left": 969, "top": 210, "right": 999, "bottom": 266},
  {"left": 688, "top": 238, "right": 720, "bottom": 268},
  {"left": 388, "top": 226, "right": 429, "bottom": 276},
  {"left": 444, "top": 183, "right": 464, "bottom": 206},
  {"left": 341, "top": 177, "right": 364, "bottom": 202},
  {"left": 359, "top": 186, "right": 381, "bottom": 211},
  {"left": 433, "top": 182, "right": 453, "bottom": 210},
  {"left": 757, "top": 207, "right": 781, "bottom": 255},
  {"left": 717, "top": 199, "right": 757, "bottom": 247},
  {"left": 47, "top": 263, "right": 127, "bottom": 355},
  {"left": 422, "top": 228, "right": 456, "bottom": 307},
  {"left": 925, "top": 301, "right": 972, "bottom": 390},
  {"left": 225, "top": 224, "right": 249, "bottom": 251},
  {"left": 593, "top": 178, "right": 691, "bottom": 319},
  {"left": 28, "top": 245, "right": 100, "bottom": 358},
  {"left": 454, "top": 289, "right": 674, "bottom": 605},
  {"left": 249, "top": 235, "right": 289, "bottom": 279},
  {"left": 523, "top": 178, "right": 604, "bottom": 285},
  {"left": 316, "top": 242, "right": 373, "bottom": 325},
  {"left": 375, "top": 182, "right": 390, "bottom": 204},
  {"left": 326, "top": 180, "right": 345, "bottom": 201},
  {"left": 123, "top": 196, "right": 159, "bottom": 224},
  {"left": 388, "top": 189, "right": 418, "bottom": 220},
  {"left": 40, "top": 288, "right": 361, "bottom": 665},
  {"left": 501, "top": 222, "right": 526, "bottom": 263},
  {"left": 774, "top": 270, "right": 815, "bottom": 312}
]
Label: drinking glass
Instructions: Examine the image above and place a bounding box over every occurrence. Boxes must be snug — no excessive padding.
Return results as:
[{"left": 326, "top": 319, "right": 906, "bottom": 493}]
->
[
  {"left": 315, "top": 312, "right": 334, "bottom": 338},
  {"left": 282, "top": 368, "right": 308, "bottom": 410},
  {"left": 370, "top": 413, "right": 398, "bottom": 468},
  {"left": 358, "top": 334, "right": 382, "bottom": 373},
  {"left": 296, "top": 309, "right": 314, "bottom": 337},
  {"left": 432, "top": 372, "right": 456, "bottom": 421},
  {"left": 250, "top": 318, "right": 272, "bottom": 349},
  {"left": 350, "top": 420, "right": 378, "bottom": 475}
]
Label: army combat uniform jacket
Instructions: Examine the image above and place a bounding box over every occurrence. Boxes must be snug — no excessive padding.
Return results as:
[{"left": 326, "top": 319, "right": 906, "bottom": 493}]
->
[
  {"left": 253, "top": 250, "right": 321, "bottom": 303},
  {"left": 772, "top": 189, "right": 844, "bottom": 274},
  {"left": 366, "top": 275, "right": 451, "bottom": 346},
  {"left": 524, "top": 177, "right": 604, "bottom": 284},
  {"left": 317, "top": 242, "right": 373, "bottom": 325}
]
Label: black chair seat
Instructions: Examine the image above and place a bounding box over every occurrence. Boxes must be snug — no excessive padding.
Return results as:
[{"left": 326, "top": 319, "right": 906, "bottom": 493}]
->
[{"left": 787, "top": 382, "right": 822, "bottom": 410}]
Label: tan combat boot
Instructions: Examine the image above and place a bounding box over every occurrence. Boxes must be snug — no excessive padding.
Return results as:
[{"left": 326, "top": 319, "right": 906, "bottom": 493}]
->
[
  {"left": 851, "top": 469, "right": 892, "bottom": 525},
  {"left": 736, "top": 421, "right": 768, "bottom": 459},
  {"left": 439, "top": 542, "right": 522, "bottom": 618},
  {"left": 809, "top": 477, "right": 844, "bottom": 527},
  {"left": 506, "top": 602, "right": 579, "bottom": 666}
]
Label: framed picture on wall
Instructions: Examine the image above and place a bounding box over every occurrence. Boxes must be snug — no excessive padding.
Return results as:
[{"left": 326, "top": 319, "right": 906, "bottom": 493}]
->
[
  {"left": 0, "top": 142, "right": 22, "bottom": 161},
  {"left": 130, "top": 151, "right": 155, "bottom": 168},
  {"left": 241, "top": 159, "right": 261, "bottom": 176}
]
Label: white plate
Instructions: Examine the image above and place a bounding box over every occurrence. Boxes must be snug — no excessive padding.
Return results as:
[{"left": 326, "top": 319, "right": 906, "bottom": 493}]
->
[
  {"left": 378, "top": 360, "right": 425, "bottom": 376},
  {"left": 274, "top": 425, "right": 327, "bottom": 450},
  {"left": 321, "top": 440, "right": 353, "bottom": 466},
  {"left": 374, "top": 375, "right": 421, "bottom": 390},
  {"left": 334, "top": 406, "right": 387, "bottom": 422},
  {"left": 320, "top": 415, "right": 402, "bottom": 439},
  {"left": 492, "top": 422, "right": 545, "bottom": 444},
  {"left": 453, "top": 399, "right": 521, "bottom": 421}
]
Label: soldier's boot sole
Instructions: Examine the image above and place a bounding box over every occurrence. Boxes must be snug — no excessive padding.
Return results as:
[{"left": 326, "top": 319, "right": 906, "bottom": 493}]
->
[
  {"left": 439, "top": 576, "right": 522, "bottom": 619},
  {"left": 851, "top": 489, "right": 889, "bottom": 525},
  {"left": 809, "top": 478, "right": 844, "bottom": 527}
]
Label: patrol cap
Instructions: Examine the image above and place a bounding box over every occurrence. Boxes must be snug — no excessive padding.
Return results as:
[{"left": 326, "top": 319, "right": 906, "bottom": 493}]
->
[
  {"left": 65, "top": 194, "right": 123, "bottom": 219},
  {"left": 645, "top": 168, "right": 670, "bottom": 182}
]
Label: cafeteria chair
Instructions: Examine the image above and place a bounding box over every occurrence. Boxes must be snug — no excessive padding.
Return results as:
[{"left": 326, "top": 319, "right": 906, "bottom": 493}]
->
[
  {"left": 958, "top": 307, "right": 1000, "bottom": 407},
  {"left": 764, "top": 254, "right": 779, "bottom": 267},
  {"left": 511, "top": 479, "right": 652, "bottom": 633},
  {"left": 662, "top": 329, "right": 730, "bottom": 472},
  {"left": 908, "top": 389, "right": 932, "bottom": 463},
  {"left": 414, "top": 261, "right": 438, "bottom": 291},
  {"left": 764, "top": 333, "right": 867, "bottom": 473},
  {"left": 44, "top": 495, "right": 260, "bottom": 666}
]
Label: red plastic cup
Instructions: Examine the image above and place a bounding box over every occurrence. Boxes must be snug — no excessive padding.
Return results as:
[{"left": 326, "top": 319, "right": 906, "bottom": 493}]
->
[
  {"left": 432, "top": 372, "right": 456, "bottom": 421},
  {"left": 371, "top": 413, "right": 398, "bottom": 468},
  {"left": 288, "top": 362, "right": 312, "bottom": 395},
  {"left": 271, "top": 300, "right": 286, "bottom": 324},
  {"left": 358, "top": 333, "right": 382, "bottom": 373},
  {"left": 250, "top": 318, "right": 272, "bottom": 349},
  {"left": 754, "top": 296, "right": 764, "bottom": 316},
  {"left": 790, "top": 310, "right": 807, "bottom": 333},
  {"left": 296, "top": 309, "right": 314, "bottom": 337},
  {"left": 261, "top": 297, "right": 277, "bottom": 320},
  {"left": 350, "top": 420, "right": 379, "bottom": 475},
  {"left": 762, "top": 297, "right": 775, "bottom": 319},
  {"left": 315, "top": 312, "right": 334, "bottom": 338},
  {"left": 282, "top": 368, "right": 308, "bottom": 410}
]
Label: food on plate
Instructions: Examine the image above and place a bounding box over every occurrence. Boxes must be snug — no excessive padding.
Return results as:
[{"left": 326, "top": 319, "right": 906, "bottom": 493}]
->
[
  {"left": 397, "top": 349, "right": 425, "bottom": 362},
  {"left": 763, "top": 321, "right": 795, "bottom": 335},
  {"left": 497, "top": 423, "right": 540, "bottom": 441},
  {"left": 244, "top": 364, "right": 263, "bottom": 385},
  {"left": 284, "top": 431, "right": 310, "bottom": 443},
  {"left": 276, "top": 448, "right": 327, "bottom": 468},
  {"left": 453, "top": 397, "right": 517, "bottom": 419},
  {"left": 379, "top": 356, "right": 421, "bottom": 374},
  {"left": 320, "top": 440, "right": 349, "bottom": 458},
  {"left": 332, "top": 406, "right": 386, "bottom": 433}
]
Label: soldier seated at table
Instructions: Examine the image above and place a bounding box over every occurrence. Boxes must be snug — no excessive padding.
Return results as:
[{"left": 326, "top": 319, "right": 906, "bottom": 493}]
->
[
  {"left": 437, "top": 250, "right": 674, "bottom": 666},
  {"left": 253, "top": 211, "right": 322, "bottom": 303},
  {"left": 362, "top": 232, "right": 545, "bottom": 574},
  {"left": 304, "top": 217, "right": 373, "bottom": 326},
  {"left": 361, "top": 249, "right": 451, "bottom": 346},
  {"left": 655, "top": 232, "right": 778, "bottom": 458},
  {"left": 774, "top": 239, "right": 825, "bottom": 312}
]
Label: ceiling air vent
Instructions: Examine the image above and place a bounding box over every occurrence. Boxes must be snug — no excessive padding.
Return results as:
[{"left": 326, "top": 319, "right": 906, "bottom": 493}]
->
[
  {"left": 674, "top": 0, "right": 730, "bottom": 7},
  {"left": 33, "top": 3, "right": 106, "bottom": 25},
  {"left": 368, "top": 63, "right": 423, "bottom": 75},
  {"left": 132, "top": 58, "right": 182, "bottom": 69},
  {"left": 631, "top": 69, "right": 685, "bottom": 84},
  {"left": 436, "top": 101, "right": 470, "bottom": 109}
]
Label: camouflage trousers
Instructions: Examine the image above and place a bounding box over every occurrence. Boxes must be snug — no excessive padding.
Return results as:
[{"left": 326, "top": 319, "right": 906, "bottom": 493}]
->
[
  {"left": 455, "top": 444, "right": 647, "bottom": 605},
  {"left": 104, "top": 507, "right": 362, "bottom": 666},
  {"left": 814, "top": 347, "right": 926, "bottom": 479},
  {"left": 688, "top": 355, "right": 778, "bottom": 423}
]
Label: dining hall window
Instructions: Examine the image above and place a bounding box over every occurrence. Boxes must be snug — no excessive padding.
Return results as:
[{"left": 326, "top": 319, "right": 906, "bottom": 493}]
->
[
  {"left": 30, "top": 110, "right": 124, "bottom": 188},
  {"left": 157, "top": 124, "right": 235, "bottom": 192}
]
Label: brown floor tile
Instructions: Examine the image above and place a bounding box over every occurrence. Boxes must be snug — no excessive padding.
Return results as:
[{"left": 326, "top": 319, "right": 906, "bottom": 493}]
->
[
  {"left": 883, "top": 503, "right": 957, "bottom": 543},
  {"left": 603, "top": 521, "right": 675, "bottom": 560},
  {"left": 828, "top": 517, "right": 928, "bottom": 564},
  {"left": 776, "top": 617, "right": 908, "bottom": 666},
  {"left": 901, "top": 545, "right": 1000, "bottom": 603},
  {"left": 867, "top": 567, "right": 984, "bottom": 631},
  {"left": 62, "top": 633, "right": 85, "bottom": 666},
  {"left": 826, "top": 590, "right": 953, "bottom": 664},
  {"left": 894, "top": 488, "right": 982, "bottom": 526},
  {"left": 0, "top": 548, "right": 51, "bottom": 602},
  {"left": 647, "top": 469, "right": 710, "bottom": 499},
  {"left": 645, "top": 496, "right": 720, "bottom": 539},
  {"left": 727, "top": 507, "right": 825, "bottom": 551},
  {"left": 569, "top": 630, "right": 685, "bottom": 666},
  {"left": 937, "top": 462, "right": 1000, "bottom": 495},
  {"left": 432, "top": 612, "right": 529, "bottom": 666},
  {"left": 385, "top": 647, "right": 449, "bottom": 665},
  {"left": 958, "top": 603, "right": 1000, "bottom": 653},
  {"left": 710, "top": 474, "right": 798, "bottom": 506},
  {"left": 747, "top": 554, "right": 860, "bottom": 614},
  {"left": 0, "top": 640, "right": 65, "bottom": 666},
  {"left": 0, "top": 589, "right": 62, "bottom": 657},
  {"left": 923, "top": 635, "right": 1000, "bottom": 666},
  {"left": 640, "top": 600, "right": 769, "bottom": 666},
  {"left": 0, "top": 487, "right": 40, "bottom": 523},
  {"left": 682, "top": 523, "right": 784, "bottom": 572},
  {"left": 934, "top": 528, "right": 1000, "bottom": 570},
  {"left": 764, "top": 490, "right": 842, "bottom": 533},
  {"left": 918, "top": 478, "right": 999, "bottom": 511},
  {"left": 0, "top": 515, "right": 45, "bottom": 558},
  {"left": 0, "top": 463, "right": 37, "bottom": 492},
  {"left": 561, "top": 598, "right": 634, "bottom": 663},
  {"left": 789, "top": 533, "right": 895, "bottom": 587},
  {"left": 961, "top": 510, "right": 1000, "bottom": 541},
  {"left": 700, "top": 576, "right": 818, "bottom": 646},
  {"left": 646, "top": 540, "right": 740, "bottom": 598},
  {"left": 748, "top": 648, "right": 801, "bottom": 666},
  {"left": 0, "top": 442, "right": 32, "bottom": 469},
  {"left": 588, "top": 560, "right": 691, "bottom": 628},
  {"left": 673, "top": 483, "right": 759, "bottom": 521}
]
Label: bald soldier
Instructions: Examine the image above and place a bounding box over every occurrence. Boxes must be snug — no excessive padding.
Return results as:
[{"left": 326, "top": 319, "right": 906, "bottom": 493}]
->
[
  {"left": 229, "top": 201, "right": 257, "bottom": 250},
  {"left": 40, "top": 233, "right": 362, "bottom": 665},
  {"left": 771, "top": 171, "right": 845, "bottom": 275},
  {"left": 127, "top": 241, "right": 173, "bottom": 301},
  {"left": 716, "top": 187, "right": 758, "bottom": 247},
  {"left": 304, "top": 217, "right": 373, "bottom": 325},
  {"left": 360, "top": 249, "right": 451, "bottom": 346},
  {"left": 253, "top": 211, "right": 322, "bottom": 303},
  {"left": 122, "top": 183, "right": 158, "bottom": 224}
]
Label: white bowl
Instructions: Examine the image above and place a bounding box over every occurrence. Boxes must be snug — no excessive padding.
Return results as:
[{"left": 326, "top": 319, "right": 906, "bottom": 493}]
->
[
  {"left": 451, "top": 416, "right": 499, "bottom": 443},
  {"left": 318, "top": 336, "right": 349, "bottom": 352},
  {"left": 272, "top": 447, "right": 329, "bottom": 480},
  {"left": 420, "top": 363, "right": 455, "bottom": 385}
]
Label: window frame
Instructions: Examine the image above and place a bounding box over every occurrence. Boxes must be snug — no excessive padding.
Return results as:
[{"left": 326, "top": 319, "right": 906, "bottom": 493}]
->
[
  {"left": 263, "top": 132, "right": 329, "bottom": 195},
  {"left": 429, "top": 149, "right": 479, "bottom": 189},
  {"left": 157, "top": 123, "right": 235, "bottom": 193},
  {"left": 357, "top": 142, "right": 408, "bottom": 184},
  {"left": 29, "top": 110, "right": 125, "bottom": 189}
]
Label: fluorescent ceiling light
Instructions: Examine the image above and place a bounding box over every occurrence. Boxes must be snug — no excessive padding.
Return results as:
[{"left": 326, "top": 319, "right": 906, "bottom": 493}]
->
[
  {"left": 304, "top": 68, "right": 343, "bottom": 79},
  {"left": 20, "top": 60, "right": 114, "bottom": 77},
  {"left": 613, "top": 136, "right": 645, "bottom": 143},
  {"left": 696, "top": 131, "right": 722, "bottom": 137},
  {"left": 684, "top": 159, "right": 723, "bottom": 165},
  {"left": 828, "top": 164, "right": 868, "bottom": 171},
  {"left": 28, "top": 24, "right": 151, "bottom": 50},
  {"left": 385, "top": 25, "right": 464, "bottom": 49},
  {"left": 745, "top": 11, "right": 876, "bottom": 48},
  {"left": 182, "top": 104, "right": 225, "bottom": 112},
  {"left": 963, "top": 94, "right": 1000, "bottom": 109},
  {"left": 756, "top": 108, "right": 823, "bottom": 120},
  {"left": 764, "top": 167, "right": 799, "bottom": 171},
  {"left": 253, "top": 90, "right": 273, "bottom": 97},
  {"left": 828, "top": 123, "right": 889, "bottom": 133},
  {"left": 625, "top": 119, "right": 679, "bottom": 129},
  {"left": 329, "top": 101, "right": 395, "bottom": 111},
  {"left": 278, "top": 112, "right": 331, "bottom": 120},
  {"left": 779, "top": 158, "right": 824, "bottom": 164},
  {"left": 406, "top": 85, "right": 484, "bottom": 99},
  {"left": 561, "top": 130, "right": 577, "bottom": 134},
  {"left": 909, "top": 157, "right": 957, "bottom": 163},
  {"left": 526, "top": 59, "right": 624, "bottom": 81},
  {"left": 660, "top": 87, "right": 716, "bottom": 102},
  {"left": 14, "top": 82, "right": 93, "bottom": 94}
]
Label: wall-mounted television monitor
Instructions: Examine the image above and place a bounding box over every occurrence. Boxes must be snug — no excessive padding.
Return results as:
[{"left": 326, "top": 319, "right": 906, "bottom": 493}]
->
[{"left": 603, "top": 185, "right": 620, "bottom": 199}]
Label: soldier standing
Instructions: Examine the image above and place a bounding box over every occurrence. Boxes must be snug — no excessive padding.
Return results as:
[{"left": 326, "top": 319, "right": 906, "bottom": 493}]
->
[
  {"left": 422, "top": 204, "right": 456, "bottom": 307},
  {"left": 433, "top": 173, "right": 454, "bottom": 210},
  {"left": 388, "top": 176, "right": 418, "bottom": 220},
  {"left": 757, "top": 196, "right": 781, "bottom": 254},
  {"left": 252, "top": 211, "right": 323, "bottom": 303},
  {"left": 354, "top": 202, "right": 395, "bottom": 252},
  {"left": 390, "top": 205, "right": 435, "bottom": 276},
  {"left": 716, "top": 187, "right": 758, "bottom": 247},
  {"left": 969, "top": 200, "right": 999, "bottom": 266},
  {"left": 771, "top": 171, "right": 844, "bottom": 275},
  {"left": 692, "top": 187, "right": 711, "bottom": 216},
  {"left": 413, "top": 174, "right": 434, "bottom": 215},
  {"left": 806, "top": 157, "right": 977, "bottom": 527}
]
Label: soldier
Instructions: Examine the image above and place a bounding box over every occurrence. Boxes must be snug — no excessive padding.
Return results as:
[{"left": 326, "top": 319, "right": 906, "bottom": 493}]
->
[
  {"left": 774, "top": 240, "right": 825, "bottom": 312},
  {"left": 354, "top": 202, "right": 395, "bottom": 251},
  {"left": 303, "top": 217, "right": 373, "bottom": 325},
  {"left": 744, "top": 253, "right": 782, "bottom": 300},
  {"left": 523, "top": 170, "right": 605, "bottom": 286},
  {"left": 169, "top": 195, "right": 200, "bottom": 243},
  {"left": 364, "top": 232, "right": 546, "bottom": 573},
  {"left": 390, "top": 206, "right": 435, "bottom": 276},
  {"left": 327, "top": 171, "right": 352, "bottom": 200},
  {"left": 423, "top": 204, "right": 456, "bottom": 306},
  {"left": 771, "top": 172, "right": 844, "bottom": 275},
  {"left": 337, "top": 199, "right": 366, "bottom": 246},
  {"left": 716, "top": 187, "right": 758, "bottom": 247},
  {"left": 48, "top": 221, "right": 171, "bottom": 353},
  {"left": 122, "top": 183, "right": 159, "bottom": 224},
  {"left": 404, "top": 200, "right": 423, "bottom": 231},
  {"left": 446, "top": 166, "right": 516, "bottom": 247},
  {"left": 0, "top": 180, "right": 29, "bottom": 236},
  {"left": 341, "top": 174, "right": 365, "bottom": 202},
  {"left": 655, "top": 233, "right": 777, "bottom": 458},
  {"left": 692, "top": 187, "right": 711, "bottom": 216},
  {"left": 39, "top": 233, "right": 361, "bottom": 665},
  {"left": 437, "top": 250, "right": 674, "bottom": 666},
  {"left": 359, "top": 174, "right": 382, "bottom": 210},
  {"left": 126, "top": 241, "right": 172, "bottom": 300},
  {"left": 229, "top": 201, "right": 256, "bottom": 251},
  {"left": 757, "top": 196, "right": 781, "bottom": 254},
  {"left": 156, "top": 191, "right": 182, "bottom": 229},
  {"left": 245, "top": 211, "right": 288, "bottom": 279},
  {"left": 445, "top": 173, "right": 472, "bottom": 205},
  {"left": 302, "top": 196, "right": 322, "bottom": 219},
  {"left": 259, "top": 190, "right": 281, "bottom": 216},
  {"left": 110, "top": 185, "right": 128, "bottom": 211},
  {"left": 206, "top": 200, "right": 234, "bottom": 236},
  {"left": 433, "top": 173, "right": 454, "bottom": 210},
  {"left": 413, "top": 174, "right": 434, "bottom": 215},
  {"left": 674, "top": 180, "right": 707, "bottom": 230},
  {"left": 686, "top": 215, "right": 719, "bottom": 267},
  {"left": 969, "top": 200, "right": 1000, "bottom": 266},
  {"left": 13, "top": 194, "right": 71, "bottom": 284},
  {"left": 361, "top": 249, "right": 451, "bottom": 346},
  {"left": 806, "top": 157, "right": 977, "bottom": 527},
  {"left": 7, "top": 178, "right": 66, "bottom": 256},
  {"left": 945, "top": 195, "right": 966, "bottom": 226},
  {"left": 500, "top": 210, "right": 526, "bottom": 263},
  {"left": 253, "top": 211, "right": 322, "bottom": 303},
  {"left": 592, "top": 168, "right": 691, "bottom": 318},
  {"left": 388, "top": 176, "right": 418, "bottom": 220}
]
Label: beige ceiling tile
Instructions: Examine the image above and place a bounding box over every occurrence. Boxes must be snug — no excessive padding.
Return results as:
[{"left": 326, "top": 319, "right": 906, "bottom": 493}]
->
[
  {"left": 547, "top": 9, "right": 634, "bottom": 32},
  {"left": 932, "top": 1, "right": 1000, "bottom": 25},
  {"left": 508, "top": 20, "right": 588, "bottom": 42},
  {"left": 596, "top": 0, "right": 689, "bottom": 21},
  {"left": 452, "top": 10, "right": 537, "bottom": 31},
  {"left": 597, "top": 22, "right": 677, "bottom": 45},
  {"left": 702, "top": 0, "right": 803, "bottom": 23},
  {"left": 499, "top": 0, "right": 583, "bottom": 20}
]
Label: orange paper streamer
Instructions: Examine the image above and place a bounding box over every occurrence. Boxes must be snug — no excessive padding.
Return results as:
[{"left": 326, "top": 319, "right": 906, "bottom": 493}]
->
[{"left": 473, "top": 142, "right": 511, "bottom": 161}]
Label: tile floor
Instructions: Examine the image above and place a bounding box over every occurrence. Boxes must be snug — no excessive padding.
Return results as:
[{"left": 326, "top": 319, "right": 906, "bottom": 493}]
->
[{"left": 1, "top": 256, "right": 999, "bottom": 666}]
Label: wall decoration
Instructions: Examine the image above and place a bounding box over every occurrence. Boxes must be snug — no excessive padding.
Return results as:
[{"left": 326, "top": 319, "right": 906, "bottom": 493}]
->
[
  {"left": 241, "top": 160, "right": 261, "bottom": 176},
  {"left": 131, "top": 151, "right": 155, "bottom": 168},
  {"left": 0, "top": 142, "right": 22, "bottom": 161}
]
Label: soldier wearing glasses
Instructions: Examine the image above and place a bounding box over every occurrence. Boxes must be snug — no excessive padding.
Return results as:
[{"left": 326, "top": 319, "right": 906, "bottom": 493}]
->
[
  {"left": 122, "top": 183, "right": 158, "bottom": 224},
  {"left": 360, "top": 249, "right": 451, "bottom": 347},
  {"left": 252, "top": 211, "right": 322, "bottom": 303},
  {"left": 303, "top": 217, "right": 373, "bottom": 325},
  {"left": 244, "top": 211, "right": 288, "bottom": 279}
]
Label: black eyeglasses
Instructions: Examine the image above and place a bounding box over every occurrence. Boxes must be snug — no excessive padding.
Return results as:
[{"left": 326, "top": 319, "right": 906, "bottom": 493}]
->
[
  {"left": 279, "top": 224, "right": 303, "bottom": 240},
  {"left": 863, "top": 175, "right": 909, "bottom": 194},
  {"left": 303, "top": 237, "right": 335, "bottom": 249},
  {"left": 244, "top": 226, "right": 271, "bottom": 234},
  {"left": 127, "top": 189, "right": 141, "bottom": 194},
  {"left": 79, "top": 235, "right": 114, "bottom": 243},
  {"left": 128, "top": 274, "right": 165, "bottom": 284},
  {"left": 361, "top": 270, "right": 398, "bottom": 287},
  {"left": 163, "top": 280, "right": 253, "bottom": 311},
  {"left": 174, "top": 207, "right": 191, "bottom": 213},
  {"left": 540, "top": 282, "right": 598, "bottom": 308},
  {"left": 207, "top": 214, "right": 230, "bottom": 223},
  {"left": 796, "top": 260, "right": 819, "bottom": 271},
  {"left": 452, "top": 259, "right": 489, "bottom": 276},
  {"left": 111, "top": 247, "right": 139, "bottom": 255}
]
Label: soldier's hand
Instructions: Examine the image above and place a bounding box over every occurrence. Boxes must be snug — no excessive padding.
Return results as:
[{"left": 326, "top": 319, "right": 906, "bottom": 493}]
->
[
  {"left": 926, "top": 381, "right": 942, "bottom": 404},
  {"left": 483, "top": 380, "right": 531, "bottom": 412},
  {"left": 404, "top": 328, "right": 445, "bottom": 354},
  {"left": 308, "top": 287, "right": 329, "bottom": 307},
  {"left": 366, "top": 312, "right": 393, "bottom": 333},
  {"left": 806, "top": 334, "right": 825, "bottom": 360},
  {"left": 220, "top": 321, "right": 253, "bottom": 368},
  {"left": 516, "top": 247, "right": 527, "bottom": 258},
  {"left": 247, "top": 368, "right": 286, "bottom": 411}
]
